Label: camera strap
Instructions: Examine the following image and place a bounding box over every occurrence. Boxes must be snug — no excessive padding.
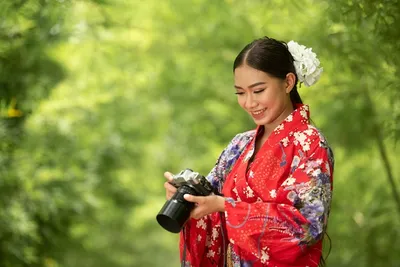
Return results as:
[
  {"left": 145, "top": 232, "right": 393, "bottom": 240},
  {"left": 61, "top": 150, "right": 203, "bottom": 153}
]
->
[
  {"left": 181, "top": 227, "right": 187, "bottom": 267},
  {"left": 219, "top": 212, "right": 227, "bottom": 267}
]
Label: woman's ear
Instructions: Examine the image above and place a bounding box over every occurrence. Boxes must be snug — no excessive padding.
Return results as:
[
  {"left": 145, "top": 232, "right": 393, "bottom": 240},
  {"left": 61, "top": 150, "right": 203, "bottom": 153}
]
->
[{"left": 285, "top": 73, "right": 296, "bottom": 93}]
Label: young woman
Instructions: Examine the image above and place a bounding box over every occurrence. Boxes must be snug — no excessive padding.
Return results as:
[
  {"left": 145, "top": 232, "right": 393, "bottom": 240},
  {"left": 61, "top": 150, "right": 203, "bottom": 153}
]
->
[{"left": 164, "top": 36, "right": 334, "bottom": 267}]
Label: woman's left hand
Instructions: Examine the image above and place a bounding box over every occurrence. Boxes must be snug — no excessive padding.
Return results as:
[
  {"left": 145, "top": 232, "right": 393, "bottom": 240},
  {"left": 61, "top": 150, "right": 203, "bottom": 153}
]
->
[{"left": 184, "top": 194, "right": 225, "bottom": 220}]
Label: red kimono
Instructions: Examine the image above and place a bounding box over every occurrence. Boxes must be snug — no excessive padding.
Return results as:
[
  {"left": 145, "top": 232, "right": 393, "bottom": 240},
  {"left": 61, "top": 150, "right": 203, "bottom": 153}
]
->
[{"left": 180, "top": 104, "right": 334, "bottom": 267}]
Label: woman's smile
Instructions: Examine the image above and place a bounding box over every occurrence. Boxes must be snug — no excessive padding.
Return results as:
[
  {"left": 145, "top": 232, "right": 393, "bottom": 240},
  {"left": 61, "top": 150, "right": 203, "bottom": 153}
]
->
[{"left": 250, "top": 108, "right": 267, "bottom": 119}]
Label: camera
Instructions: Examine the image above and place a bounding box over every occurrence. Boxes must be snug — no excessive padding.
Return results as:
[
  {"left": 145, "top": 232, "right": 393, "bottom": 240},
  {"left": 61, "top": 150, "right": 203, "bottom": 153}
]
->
[{"left": 156, "top": 169, "right": 219, "bottom": 233}]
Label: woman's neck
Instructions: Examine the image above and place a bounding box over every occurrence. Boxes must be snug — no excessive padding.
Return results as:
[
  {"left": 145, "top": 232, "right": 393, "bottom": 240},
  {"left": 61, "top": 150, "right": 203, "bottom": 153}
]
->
[{"left": 263, "top": 105, "right": 294, "bottom": 138}]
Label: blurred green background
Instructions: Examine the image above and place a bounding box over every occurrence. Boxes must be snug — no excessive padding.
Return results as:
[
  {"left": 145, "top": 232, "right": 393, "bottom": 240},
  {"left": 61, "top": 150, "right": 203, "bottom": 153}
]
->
[{"left": 1, "top": 0, "right": 399, "bottom": 266}]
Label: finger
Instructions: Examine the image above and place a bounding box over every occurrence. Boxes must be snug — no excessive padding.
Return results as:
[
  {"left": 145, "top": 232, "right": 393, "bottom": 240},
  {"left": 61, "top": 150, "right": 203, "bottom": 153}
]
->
[
  {"left": 191, "top": 212, "right": 202, "bottom": 220},
  {"left": 184, "top": 194, "right": 205, "bottom": 204},
  {"left": 190, "top": 207, "right": 207, "bottom": 220},
  {"left": 166, "top": 192, "right": 174, "bottom": 200},
  {"left": 164, "top": 182, "right": 177, "bottom": 200},
  {"left": 164, "top": 171, "right": 174, "bottom": 181},
  {"left": 166, "top": 190, "right": 175, "bottom": 200},
  {"left": 164, "top": 182, "right": 176, "bottom": 192}
]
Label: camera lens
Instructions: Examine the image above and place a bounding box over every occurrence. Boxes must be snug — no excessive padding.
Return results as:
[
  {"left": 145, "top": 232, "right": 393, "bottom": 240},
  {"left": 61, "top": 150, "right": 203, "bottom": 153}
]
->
[{"left": 156, "top": 185, "right": 197, "bottom": 233}]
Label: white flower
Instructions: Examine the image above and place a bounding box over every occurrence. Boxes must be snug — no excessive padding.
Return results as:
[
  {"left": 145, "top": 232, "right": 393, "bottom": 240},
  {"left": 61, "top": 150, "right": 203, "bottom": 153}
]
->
[
  {"left": 260, "top": 246, "right": 270, "bottom": 263},
  {"left": 281, "top": 137, "right": 290, "bottom": 147},
  {"left": 287, "top": 40, "right": 323, "bottom": 87},
  {"left": 212, "top": 227, "right": 219, "bottom": 240},
  {"left": 269, "top": 189, "right": 277, "bottom": 199},
  {"left": 282, "top": 177, "right": 296, "bottom": 186},
  {"left": 293, "top": 131, "right": 311, "bottom": 151},
  {"left": 244, "top": 186, "right": 255, "bottom": 198},
  {"left": 206, "top": 250, "right": 215, "bottom": 258},
  {"left": 304, "top": 129, "right": 314, "bottom": 136},
  {"left": 249, "top": 170, "right": 254, "bottom": 178},
  {"left": 312, "top": 168, "right": 321, "bottom": 177},
  {"left": 276, "top": 124, "right": 284, "bottom": 132},
  {"left": 300, "top": 109, "right": 308, "bottom": 119},
  {"left": 303, "top": 143, "right": 310, "bottom": 151},
  {"left": 196, "top": 218, "right": 207, "bottom": 230},
  {"left": 294, "top": 132, "right": 307, "bottom": 144}
]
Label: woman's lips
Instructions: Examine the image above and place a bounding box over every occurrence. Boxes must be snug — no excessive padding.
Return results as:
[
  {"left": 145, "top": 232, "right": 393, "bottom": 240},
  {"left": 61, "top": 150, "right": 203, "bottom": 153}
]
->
[{"left": 250, "top": 108, "right": 267, "bottom": 119}]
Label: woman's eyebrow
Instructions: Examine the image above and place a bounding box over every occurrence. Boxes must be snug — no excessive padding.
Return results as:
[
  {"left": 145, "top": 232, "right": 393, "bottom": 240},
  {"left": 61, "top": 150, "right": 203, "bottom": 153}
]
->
[{"left": 234, "top": 82, "right": 266, "bottom": 89}]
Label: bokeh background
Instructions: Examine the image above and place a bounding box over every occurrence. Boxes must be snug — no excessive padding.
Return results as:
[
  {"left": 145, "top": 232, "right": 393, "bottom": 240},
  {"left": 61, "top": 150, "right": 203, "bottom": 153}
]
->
[{"left": 1, "top": 0, "right": 400, "bottom": 266}]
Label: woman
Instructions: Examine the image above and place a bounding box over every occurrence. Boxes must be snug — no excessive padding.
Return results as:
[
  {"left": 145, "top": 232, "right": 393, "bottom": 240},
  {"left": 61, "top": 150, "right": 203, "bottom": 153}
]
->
[{"left": 164, "top": 36, "right": 334, "bottom": 267}]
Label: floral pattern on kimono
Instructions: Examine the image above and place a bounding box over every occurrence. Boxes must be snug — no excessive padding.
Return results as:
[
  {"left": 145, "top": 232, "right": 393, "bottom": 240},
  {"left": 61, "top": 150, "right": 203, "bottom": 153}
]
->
[{"left": 179, "top": 104, "right": 334, "bottom": 267}]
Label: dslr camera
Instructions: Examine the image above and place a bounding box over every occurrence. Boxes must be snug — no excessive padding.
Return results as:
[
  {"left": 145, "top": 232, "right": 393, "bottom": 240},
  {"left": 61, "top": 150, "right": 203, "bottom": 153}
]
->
[{"left": 156, "top": 169, "right": 219, "bottom": 233}]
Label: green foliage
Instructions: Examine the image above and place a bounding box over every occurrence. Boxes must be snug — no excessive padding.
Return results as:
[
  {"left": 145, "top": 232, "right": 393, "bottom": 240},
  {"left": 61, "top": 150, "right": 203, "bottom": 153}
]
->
[{"left": 0, "top": 0, "right": 399, "bottom": 266}]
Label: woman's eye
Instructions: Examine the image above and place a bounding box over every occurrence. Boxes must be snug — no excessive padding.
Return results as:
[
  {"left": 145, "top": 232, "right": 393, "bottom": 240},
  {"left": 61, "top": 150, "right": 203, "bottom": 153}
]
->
[
  {"left": 235, "top": 92, "right": 244, "bottom": 95},
  {"left": 254, "top": 89, "right": 265, "bottom": 94}
]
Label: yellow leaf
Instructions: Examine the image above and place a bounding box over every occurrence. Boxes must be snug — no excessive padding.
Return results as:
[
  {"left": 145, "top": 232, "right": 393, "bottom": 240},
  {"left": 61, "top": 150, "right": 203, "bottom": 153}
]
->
[{"left": 7, "top": 97, "right": 23, "bottom": 117}]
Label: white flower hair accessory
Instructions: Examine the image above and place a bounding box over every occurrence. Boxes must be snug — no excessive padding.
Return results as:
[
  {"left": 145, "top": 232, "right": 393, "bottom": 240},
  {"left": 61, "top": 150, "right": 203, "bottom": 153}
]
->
[{"left": 287, "top": 40, "right": 323, "bottom": 87}]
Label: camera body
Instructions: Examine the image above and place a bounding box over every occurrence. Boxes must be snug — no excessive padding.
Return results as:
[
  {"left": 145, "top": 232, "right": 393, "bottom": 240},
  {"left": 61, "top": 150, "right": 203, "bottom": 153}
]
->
[
  {"left": 169, "top": 169, "right": 216, "bottom": 196},
  {"left": 156, "top": 169, "right": 219, "bottom": 233}
]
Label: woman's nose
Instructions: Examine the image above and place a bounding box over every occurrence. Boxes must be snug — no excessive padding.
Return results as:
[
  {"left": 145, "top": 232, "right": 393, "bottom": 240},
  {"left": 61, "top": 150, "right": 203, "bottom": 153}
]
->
[{"left": 245, "top": 94, "right": 258, "bottom": 110}]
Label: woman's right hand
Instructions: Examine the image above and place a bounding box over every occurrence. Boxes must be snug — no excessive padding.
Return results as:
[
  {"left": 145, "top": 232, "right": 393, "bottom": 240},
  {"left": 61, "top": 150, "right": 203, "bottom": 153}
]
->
[{"left": 164, "top": 171, "right": 177, "bottom": 200}]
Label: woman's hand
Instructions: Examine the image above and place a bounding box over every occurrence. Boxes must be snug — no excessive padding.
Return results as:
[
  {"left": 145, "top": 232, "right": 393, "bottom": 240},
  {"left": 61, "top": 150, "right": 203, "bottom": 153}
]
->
[
  {"left": 164, "top": 171, "right": 177, "bottom": 200},
  {"left": 183, "top": 194, "right": 226, "bottom": 220}
]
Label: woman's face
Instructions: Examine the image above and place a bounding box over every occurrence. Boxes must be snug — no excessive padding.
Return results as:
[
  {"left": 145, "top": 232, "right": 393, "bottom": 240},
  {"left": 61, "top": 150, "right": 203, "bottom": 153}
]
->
[{"left": 234, "top": 64, "right": 294, "bottom": 130}]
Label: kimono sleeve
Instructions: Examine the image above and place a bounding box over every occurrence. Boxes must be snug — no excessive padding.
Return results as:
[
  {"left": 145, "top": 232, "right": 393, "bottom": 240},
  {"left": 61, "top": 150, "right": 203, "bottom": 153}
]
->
[
  {"left": 206, "top": 133, "right": 251, "bottom": 193},
  {"left": 224, "top": 138, "right": 334, "bottom": 265},
  {"left": 179, "top": 132, "right": 251, "bottom": 266}
]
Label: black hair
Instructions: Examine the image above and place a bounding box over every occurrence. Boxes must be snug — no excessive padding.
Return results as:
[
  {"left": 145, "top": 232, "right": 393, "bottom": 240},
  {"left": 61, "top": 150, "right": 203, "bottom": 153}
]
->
[{"left": 233, "top": 36, "right": 303, "bottom": 107}]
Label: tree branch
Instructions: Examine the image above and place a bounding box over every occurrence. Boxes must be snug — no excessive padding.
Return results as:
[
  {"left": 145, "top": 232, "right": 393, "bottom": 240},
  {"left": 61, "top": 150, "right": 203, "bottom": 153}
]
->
[{"left": 365, "top": 89, "right": 400, "bottom": 216}]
